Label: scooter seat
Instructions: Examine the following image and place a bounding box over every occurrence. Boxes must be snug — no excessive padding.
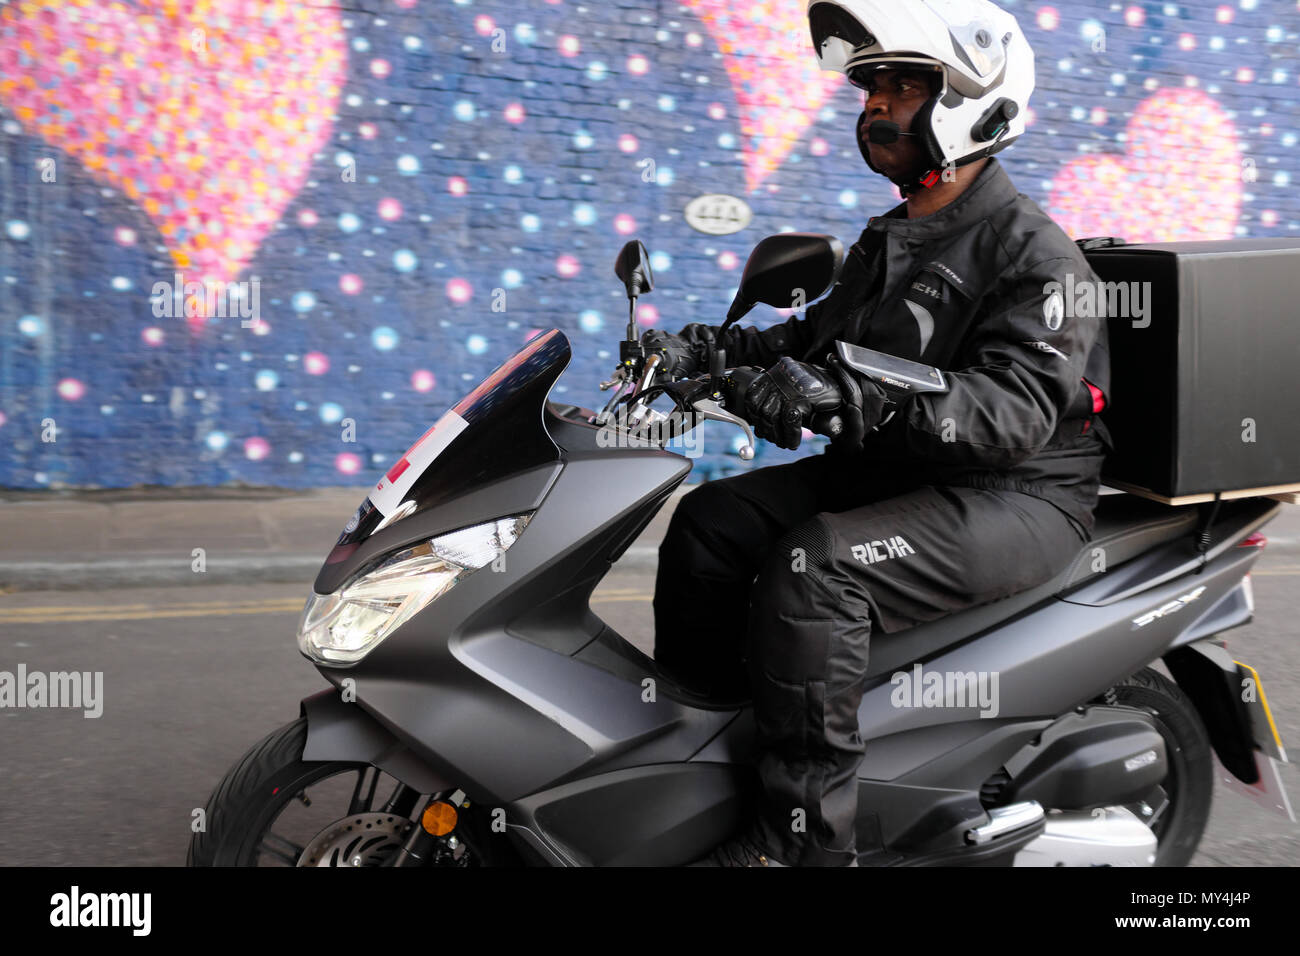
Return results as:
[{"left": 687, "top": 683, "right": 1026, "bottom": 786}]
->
[{"left": 865, "top": 493, "right": 1199, "bottom": 680}]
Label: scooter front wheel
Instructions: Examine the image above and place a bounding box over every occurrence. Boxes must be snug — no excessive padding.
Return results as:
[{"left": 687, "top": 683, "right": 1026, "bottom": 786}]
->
[{"left": 188, "top": 718, "right": 481, "bottom": 867}]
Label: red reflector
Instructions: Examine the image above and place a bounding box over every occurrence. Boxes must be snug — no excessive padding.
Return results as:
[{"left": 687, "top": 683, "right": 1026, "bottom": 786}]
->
[{"left": 1238, "top": 532, "right": 1267, "bottom": 548}]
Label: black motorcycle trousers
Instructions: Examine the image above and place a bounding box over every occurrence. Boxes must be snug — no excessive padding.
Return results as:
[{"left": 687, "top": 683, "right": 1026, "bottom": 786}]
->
[{"left": 653, "top": 449, "right": 1088, "bottom": 866}]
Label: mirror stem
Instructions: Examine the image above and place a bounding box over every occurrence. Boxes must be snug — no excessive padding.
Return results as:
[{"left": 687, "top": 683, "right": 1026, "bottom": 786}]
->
[{"left": 626, "top": 294, "right": 639, "bottom": 343}]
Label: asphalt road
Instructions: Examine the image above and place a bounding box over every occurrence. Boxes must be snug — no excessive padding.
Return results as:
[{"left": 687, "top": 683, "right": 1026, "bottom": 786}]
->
[{"left": 1, "top": 561, "right": 1297, "bottom": 867}]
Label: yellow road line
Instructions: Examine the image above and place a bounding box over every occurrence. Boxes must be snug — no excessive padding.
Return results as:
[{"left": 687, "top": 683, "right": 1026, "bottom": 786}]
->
[
  {"left": 0, "top": 601, "right": 304, "bottom": 623},
  {"left": 1, "top": 592, "right": 655, "bottom": 624}
]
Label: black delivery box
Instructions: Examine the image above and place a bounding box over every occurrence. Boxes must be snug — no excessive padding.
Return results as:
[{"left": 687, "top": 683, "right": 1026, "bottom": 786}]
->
[{"left": 1083, "top": 237, "right": 1300, "bottom": 504}]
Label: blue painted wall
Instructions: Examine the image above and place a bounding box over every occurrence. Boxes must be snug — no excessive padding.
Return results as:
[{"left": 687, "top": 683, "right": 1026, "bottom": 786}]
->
[{"left": 0, "top": 0, "right": 1296, "bottom": 488}]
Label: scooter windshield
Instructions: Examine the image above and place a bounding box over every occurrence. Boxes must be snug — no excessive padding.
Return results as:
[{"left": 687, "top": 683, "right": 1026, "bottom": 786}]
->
[{"left": 328, "top": 329, "right": 570, "bottom": 553}]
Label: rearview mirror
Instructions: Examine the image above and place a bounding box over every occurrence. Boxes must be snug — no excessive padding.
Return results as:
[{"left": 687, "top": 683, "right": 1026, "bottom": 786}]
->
[
  {"left": 614, "top": 240, "right": 655, "bottom": 298},
  {"left": 723, "top": 233, "right": 844, "bottom": 332}
]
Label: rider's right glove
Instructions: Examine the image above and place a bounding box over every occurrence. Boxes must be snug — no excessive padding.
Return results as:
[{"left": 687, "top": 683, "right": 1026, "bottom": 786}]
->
[
  {"left": 640, "top": 328, "right": 705, "bottom": 378},
  {"left": 640, "top": 323, "right": 729, "bottom": 379}
]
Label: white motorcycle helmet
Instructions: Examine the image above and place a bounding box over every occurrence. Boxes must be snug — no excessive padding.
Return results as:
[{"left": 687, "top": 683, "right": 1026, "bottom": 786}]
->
[{"left": 807, "top": 0, "right": 1035, "bottom": 190}]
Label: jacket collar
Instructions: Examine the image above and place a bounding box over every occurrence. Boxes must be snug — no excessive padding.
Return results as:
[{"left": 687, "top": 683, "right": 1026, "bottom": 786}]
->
[{"left": 865, "top": 157, "right": 1019, "bottom": 239}]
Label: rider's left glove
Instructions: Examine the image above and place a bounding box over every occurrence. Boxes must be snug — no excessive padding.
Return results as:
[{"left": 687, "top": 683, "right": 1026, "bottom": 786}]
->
[{"left": 744, "top": 357, "right": 844, "bottom": 450}]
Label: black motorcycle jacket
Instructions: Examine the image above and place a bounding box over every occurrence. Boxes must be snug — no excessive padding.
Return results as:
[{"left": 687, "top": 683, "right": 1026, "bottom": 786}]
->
[{"left": 685, "top": 157, "right": 1113, "bottom": 538}]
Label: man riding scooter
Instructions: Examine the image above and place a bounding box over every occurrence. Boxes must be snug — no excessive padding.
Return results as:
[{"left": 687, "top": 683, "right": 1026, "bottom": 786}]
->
[{"left": 643, "top": 0, "right": 1113, "bottom": 866}]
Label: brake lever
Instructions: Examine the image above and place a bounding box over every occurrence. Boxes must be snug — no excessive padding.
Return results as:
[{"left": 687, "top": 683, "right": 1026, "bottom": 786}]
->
[{"left": 692, "top": 397, "right": 756, "bottom": 461}]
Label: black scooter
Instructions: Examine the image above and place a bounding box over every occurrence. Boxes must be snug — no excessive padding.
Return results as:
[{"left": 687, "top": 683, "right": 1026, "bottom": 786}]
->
[{"left": 189, "top": 234, "right": 1290, "bottom": 867}]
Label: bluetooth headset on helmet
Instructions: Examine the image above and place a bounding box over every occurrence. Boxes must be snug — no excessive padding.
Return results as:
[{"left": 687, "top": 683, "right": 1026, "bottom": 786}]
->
[{"left": 807, "top": 0, "right": 1036, "bottom": 195}]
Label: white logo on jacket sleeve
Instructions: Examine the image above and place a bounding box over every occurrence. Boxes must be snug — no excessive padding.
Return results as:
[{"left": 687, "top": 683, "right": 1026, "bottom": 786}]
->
[
  {"left": 851, "top": 536, "right": 917, "bottom": 565},
  {"left": 1042, "top": 290, "right": 1065, "bottom": 331}
]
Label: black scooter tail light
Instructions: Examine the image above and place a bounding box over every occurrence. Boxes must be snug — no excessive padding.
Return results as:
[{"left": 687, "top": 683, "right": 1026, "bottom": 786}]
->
[{"left": 1237, "top": 532, "right": 1267, "bottom": 549}]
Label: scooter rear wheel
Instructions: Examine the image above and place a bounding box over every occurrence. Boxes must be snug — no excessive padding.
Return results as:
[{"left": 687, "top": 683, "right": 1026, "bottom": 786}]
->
[{"left": 1101, "top": 667, "right": 1215, "bottom": 867}]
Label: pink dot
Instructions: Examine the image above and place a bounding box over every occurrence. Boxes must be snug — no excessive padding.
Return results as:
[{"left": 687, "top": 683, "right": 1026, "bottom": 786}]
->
[
  {"left": 558, "top": 35, "right": 580, "bottom": 57},
  {"left": 303, "top": 352, "right": 330, "bottom": 375},
  {"left": 627, "top": 54, "right": 649, "bottom": 75},
  {"left": 1124, "top": 5, "right": 1145, "bottom": 27},
  {"left": 339, "top": 274, "right": 364, "bottom": 295},
  {"left": 1260, "top": 123, "right": 1273, "bottom": 136},
  {"left": 556, "top": 255, "right": 581, "bottom": 278},
  {"left": 1178, "top": 33, "right": 1196, "bottom": 51},
  {"left": 1261, "top": 210, "right": 1279, "bottom": 227},
  {"left": 244, "top": 437, "right": 270, "bottom": 461},
  {"left": 335, "top": 453, "right": 363, "bottom": 476},
  {"left": 524, "top": 328, "right": 544, "bottom": 342},
  {"left": 141, "top": 327, "right": 164, "bottom": 346},
  {"left": 1024, "top": 106, "right": 1038, "bottom": 127},
  {"left": 1236, "top": 67, "right": 1254, "bottom": 83},
  {"left": 411, "top": 369, "right": 436, "bottom": 392},
  {"left": 446, "top": 278, "right": 473, "bottom": 303},
  {"left": 618, "top": 134, "right": 639, "bottom": 152},
  {"left": 1090, "top": 107, "right": 1107, "bottom": 125},
  {"left": 0, "top": 411, "right": 7, "bottom": 427},
  {"left": 1036, "top": 7, "right": 1059, "bottom": 30},
  {"left": 637, "top": 303, "right": 659, "bottom": 326},
  {"left": 717, "top": 251, "right": 739, "bottom": 270},
  {"left": 114, "top": 227, "right": 136, "bottom": 246},
  {"left": 297, "top": 209, "right": 319, "bottom": 227},
  {"left": 474, "top": 15, "right": 494, "bottom": 35},
  {"left": 809, "top": 137, "right": 829, "bottom": 156},
  {"left": 394, "top": 0, "right": 417, "bottom": 8},
  {"left": 359, "top": 122, "right": 378, "bottom": 140},
  {"left": 378, "top": 197, "right": 403, "bottom": 220},
  {"left": 1215, "top": 5, "right": 1233, "bottom": 23},
  {"left": 248, "top": 318, "right": 271, "bottom": 336},
  {"left": 504, "top": 103, "right": 526, "bottom": 124},
  {"left": 370, "top": 59, "right": 391, "bottom": 79},
  {"left": 613, "top": 213, "right": 636, "bottom": 235},
  {"left": 707, "top": 102, "right": 726, "bottom": 120},
  {"left": 57, "top": 378, "right": 85, "bottom": 401},
  {"left": 448, "top": 176, "right": 469, "bottom": 196}
]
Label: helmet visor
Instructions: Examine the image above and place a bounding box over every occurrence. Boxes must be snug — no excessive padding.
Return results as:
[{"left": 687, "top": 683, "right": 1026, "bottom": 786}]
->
[{"left": 845, "top": 57, "right": 945, "bottom": 94}]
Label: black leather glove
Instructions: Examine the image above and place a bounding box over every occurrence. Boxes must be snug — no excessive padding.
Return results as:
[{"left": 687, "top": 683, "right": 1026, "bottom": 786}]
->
[
  {"left": 823, "top": 353, "right": 890, "bottom": 450},
  {"left": 744, "top": 356, "right": 844, "bottom": 450},
  {"left": 640, "top": 328, "right": 708, "bottom": 378}
]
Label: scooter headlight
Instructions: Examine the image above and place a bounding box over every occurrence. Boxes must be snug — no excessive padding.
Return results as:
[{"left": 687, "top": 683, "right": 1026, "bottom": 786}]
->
[{"left": 297, "top": 513, "right": 531, "bottom": 665}]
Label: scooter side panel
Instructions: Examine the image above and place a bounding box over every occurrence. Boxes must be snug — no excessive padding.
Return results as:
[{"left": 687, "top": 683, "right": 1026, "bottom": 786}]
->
[
  {"left": 312, "top": 449, "right": 710, "bottom": 802},
  {"left": 850, "top": 543, "right": 1259, "bottom": 749}
]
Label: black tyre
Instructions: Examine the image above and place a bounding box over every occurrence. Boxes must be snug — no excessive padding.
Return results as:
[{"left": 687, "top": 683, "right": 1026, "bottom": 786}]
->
[
  {"left": 1102, "top": 667, "right": 1215, "bottom": 867},
  {"left": 190, "top": 719, "right": 431, "bottom": 867}
]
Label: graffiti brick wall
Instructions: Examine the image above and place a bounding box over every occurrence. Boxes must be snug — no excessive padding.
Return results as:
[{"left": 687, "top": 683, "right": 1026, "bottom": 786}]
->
[{"left": 0, "top": 0, "right": 1296, "bottom": 489}]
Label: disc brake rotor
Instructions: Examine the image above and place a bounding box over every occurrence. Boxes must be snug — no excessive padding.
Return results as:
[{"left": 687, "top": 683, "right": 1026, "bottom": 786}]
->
[{"left": 296, "top": 812, "right": 414, "bottom": 867}]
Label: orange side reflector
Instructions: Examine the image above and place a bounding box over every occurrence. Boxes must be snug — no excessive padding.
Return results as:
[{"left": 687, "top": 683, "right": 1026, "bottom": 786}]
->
[{"left": 421, "top": 802, "right": 458, "bottom": 836}]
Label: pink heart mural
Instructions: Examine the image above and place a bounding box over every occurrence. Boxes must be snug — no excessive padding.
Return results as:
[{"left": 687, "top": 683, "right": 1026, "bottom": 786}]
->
[
  {"left": 685, "top": 0, "right": 845, "bottom": 193},
  {"left": 1047, "top": 88, "right": 1242, "bottom": 242},
  {"left": 0, "top": 0, "right": 346, "bottom": 326}
]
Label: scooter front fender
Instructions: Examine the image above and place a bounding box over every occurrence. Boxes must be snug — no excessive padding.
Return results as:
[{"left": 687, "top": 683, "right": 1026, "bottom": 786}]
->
[{"left": 299, "top": 688, "right": 452, "bottom": 795}]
